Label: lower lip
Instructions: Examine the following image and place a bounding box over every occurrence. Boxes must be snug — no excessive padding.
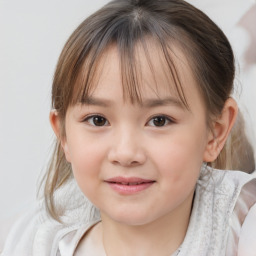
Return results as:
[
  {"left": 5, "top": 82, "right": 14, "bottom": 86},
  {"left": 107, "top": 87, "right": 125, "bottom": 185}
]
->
[{"left": 106, "top": 182, "right": 155, "bottom": 195}]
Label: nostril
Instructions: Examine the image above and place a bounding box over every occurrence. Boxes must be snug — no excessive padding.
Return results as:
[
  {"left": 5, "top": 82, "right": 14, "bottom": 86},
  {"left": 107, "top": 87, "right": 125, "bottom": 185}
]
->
[
  {"left": 111, "top": 159, "right": 140, "bottom": 167},
  {"left": 130, "top": 160, "right": 141, "bottom": 166}
]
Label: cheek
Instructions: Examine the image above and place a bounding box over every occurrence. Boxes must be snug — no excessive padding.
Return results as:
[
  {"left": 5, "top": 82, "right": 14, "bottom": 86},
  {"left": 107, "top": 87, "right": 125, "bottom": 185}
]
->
[
  {"left": 150, "top": 137, "right": 204, "bottom": 212},
  {"left": 67, "top": 129, "right": 106, "bottom": 169},
  {"left": 66, "top": 134, "right": 107, "bottom": 195},
  {"left": 151, "top": 130, "right": 207, "bottom": 183}
]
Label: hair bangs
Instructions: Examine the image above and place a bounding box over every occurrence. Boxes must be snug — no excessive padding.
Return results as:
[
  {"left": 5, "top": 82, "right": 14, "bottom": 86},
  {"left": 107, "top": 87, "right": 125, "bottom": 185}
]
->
[
  {"left": 70, "top": 36, "right": 190, "bottom": 110},
  {"left": 118, "top": 36, "right": 190, "bottom": 108}
]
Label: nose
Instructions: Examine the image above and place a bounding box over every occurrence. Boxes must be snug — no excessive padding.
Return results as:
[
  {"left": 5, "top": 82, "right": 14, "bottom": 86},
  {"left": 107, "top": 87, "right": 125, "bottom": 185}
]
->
[{"left": 107, "top": 128, "right": 146, "bottom": 167}]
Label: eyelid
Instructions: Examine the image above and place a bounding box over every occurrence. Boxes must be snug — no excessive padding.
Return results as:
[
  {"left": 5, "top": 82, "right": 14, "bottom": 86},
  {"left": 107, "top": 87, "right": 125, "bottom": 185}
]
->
[{"left": 146, "top": 114, "right": 175, "bottom": 127}]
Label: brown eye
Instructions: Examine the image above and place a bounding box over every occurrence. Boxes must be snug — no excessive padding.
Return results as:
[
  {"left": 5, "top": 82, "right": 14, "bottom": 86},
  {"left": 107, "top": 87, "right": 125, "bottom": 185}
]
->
[
  {"left": 153, "top": 116, "right": 166, "bottom": 126},
  {"left": 148, "top": 115, "right": 172, "bottom": 127},
  {"left": 85, "top": 115, "right": 108, "bottom": 126}
]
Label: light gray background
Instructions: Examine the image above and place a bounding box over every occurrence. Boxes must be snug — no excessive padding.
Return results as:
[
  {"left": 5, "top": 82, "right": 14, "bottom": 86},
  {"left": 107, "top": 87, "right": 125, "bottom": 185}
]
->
[{"left": 1, "top": 0, "right": 255, "bottom": 249}]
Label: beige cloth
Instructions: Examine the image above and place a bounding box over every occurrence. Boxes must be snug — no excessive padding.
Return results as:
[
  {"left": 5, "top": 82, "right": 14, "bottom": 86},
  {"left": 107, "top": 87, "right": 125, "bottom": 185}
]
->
[{"left": 2, "top": 168, "right": 256, "bottom": 256}]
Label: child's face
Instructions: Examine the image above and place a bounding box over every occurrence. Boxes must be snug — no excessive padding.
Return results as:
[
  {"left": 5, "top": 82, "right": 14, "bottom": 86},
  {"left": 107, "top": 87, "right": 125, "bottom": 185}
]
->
[{"left": 61, "top": 45, "right": 212, "bottom": 226}]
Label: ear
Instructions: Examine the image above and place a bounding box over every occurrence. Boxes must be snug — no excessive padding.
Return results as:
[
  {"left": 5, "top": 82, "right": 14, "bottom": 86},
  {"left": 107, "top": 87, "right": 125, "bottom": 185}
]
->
[
  {"left": 49, "top": 110, "right": 71, "bottom": 162},
  {"left": 203, "top": 98, "right": 238, "bottom": 162}
]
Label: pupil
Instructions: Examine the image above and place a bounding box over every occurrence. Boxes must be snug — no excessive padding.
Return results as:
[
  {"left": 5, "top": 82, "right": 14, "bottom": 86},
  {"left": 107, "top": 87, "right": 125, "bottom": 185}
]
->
[
  {"left": 153, "top": 117, "right": 165, "bottom": 126},
  {"left": 93, "top": 116, "right": 106, "bottom": 126}
]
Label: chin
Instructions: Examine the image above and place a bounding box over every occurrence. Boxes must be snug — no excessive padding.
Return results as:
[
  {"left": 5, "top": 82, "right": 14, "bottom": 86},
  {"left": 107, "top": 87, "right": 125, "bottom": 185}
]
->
[
  {"left": 107, "top": 210, "right": 157, "bottom": 227},
  {"left": 117, "top": 218, "right": 151, "bottom": 227}
]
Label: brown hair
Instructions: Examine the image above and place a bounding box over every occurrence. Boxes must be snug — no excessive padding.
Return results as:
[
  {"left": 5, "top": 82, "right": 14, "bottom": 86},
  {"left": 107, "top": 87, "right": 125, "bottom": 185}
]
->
[{"left": 41, "top": 0, "right": 255, "bottom": 221}]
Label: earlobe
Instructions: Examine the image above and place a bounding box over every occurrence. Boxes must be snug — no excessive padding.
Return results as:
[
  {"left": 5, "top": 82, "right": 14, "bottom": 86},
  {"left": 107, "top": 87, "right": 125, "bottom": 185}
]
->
[
  {"left": 49, "top": 110, "right": 71, "bottom": 162},
  {"left": 203, "top": 98, "right": 238, "bottom": 162}
]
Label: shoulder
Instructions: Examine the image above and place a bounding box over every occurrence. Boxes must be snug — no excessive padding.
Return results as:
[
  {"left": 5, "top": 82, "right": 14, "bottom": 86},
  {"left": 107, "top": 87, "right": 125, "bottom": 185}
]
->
[
  {"left": 2, "top": 179, "right": 100, "bottom": 256},
  {"left": 195, "top": 168, "right": 256, "bottom": 218},
  {"left": 1, "top": 202, "right": 100, "bottom": 256},
  {"left": 197, "top": 168, "right": 256, "bottom": 205},
  {"left": 198, "top": 167, "right": 255, "bottom": 190},
  {"left": 221, "top": 170, "right": 256, "bottom": 255},
  {"left": 227, "top": 171, "right": 256, "bottom": 256},
  {"left": 181, "top": 168, "right": 256, "bottom": 255},
  {"left": 237, "top": 202, "right": 256, "bottom": 255},
  {"left": 1, "top": 202, "right": 73, "bottom": 256},
  {"left": 1, "top": 203, "right": 46, "bottom": 256}
]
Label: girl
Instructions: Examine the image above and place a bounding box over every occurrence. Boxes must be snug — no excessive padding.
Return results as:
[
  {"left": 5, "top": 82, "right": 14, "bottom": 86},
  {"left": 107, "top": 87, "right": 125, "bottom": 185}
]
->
[{"left": 2, "top": 0, "right": 256, "bottom": 255}]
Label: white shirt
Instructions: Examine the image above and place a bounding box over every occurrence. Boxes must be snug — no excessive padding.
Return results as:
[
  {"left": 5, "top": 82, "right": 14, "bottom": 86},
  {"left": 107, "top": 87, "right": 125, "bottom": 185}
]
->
[{"left": 2, "top": 168, "right": 256, "bottom": 256}]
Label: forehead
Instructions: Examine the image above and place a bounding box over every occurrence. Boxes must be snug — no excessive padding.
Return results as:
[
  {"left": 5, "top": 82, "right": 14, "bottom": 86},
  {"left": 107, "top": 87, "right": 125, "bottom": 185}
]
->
[
  {"left": 87, "top": 43, "right": 201, "bottom": 107},
  {"left": 72, "top": 39, "right": 203, "bottom": 111}
]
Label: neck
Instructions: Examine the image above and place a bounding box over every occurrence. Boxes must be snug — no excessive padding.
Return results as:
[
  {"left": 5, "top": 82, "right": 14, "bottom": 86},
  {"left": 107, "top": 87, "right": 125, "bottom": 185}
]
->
[{"left": 100, "top": 192, "right": 194, "bottom": 256}]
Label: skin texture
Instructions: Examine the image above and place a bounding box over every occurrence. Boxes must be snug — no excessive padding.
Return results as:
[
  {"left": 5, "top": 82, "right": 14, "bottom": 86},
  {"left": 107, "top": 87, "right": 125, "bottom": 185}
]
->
[{"left": 50, "top": 45, "right": 237, "bottom": 256}]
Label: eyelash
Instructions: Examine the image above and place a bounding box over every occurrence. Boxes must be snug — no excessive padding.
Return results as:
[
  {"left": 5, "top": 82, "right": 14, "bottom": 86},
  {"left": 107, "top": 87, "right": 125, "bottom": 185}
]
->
[
  {"left": 83, "top": 115, "right": 109, "bottom": 127},
  {"left": 146, "top": 115, "right": 174, "bottom": 127},
  {"left": 83, "top": 114, "right": 175, "bottom": 127}
]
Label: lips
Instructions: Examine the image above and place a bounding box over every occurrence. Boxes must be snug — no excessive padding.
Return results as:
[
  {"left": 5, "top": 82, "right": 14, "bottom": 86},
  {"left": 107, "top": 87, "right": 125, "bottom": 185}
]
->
[
  {"left": 105, "top": 177, "right": 155, "bottom": 194},
  {"left": 105, "top": 177, "right": 154, "bottom": 184}
]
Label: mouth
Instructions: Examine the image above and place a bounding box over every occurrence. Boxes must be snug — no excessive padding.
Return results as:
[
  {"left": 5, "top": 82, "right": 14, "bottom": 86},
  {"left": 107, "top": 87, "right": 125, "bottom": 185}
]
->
[{"left": 104, "top": 177, "right": 155, "bottom": 194}]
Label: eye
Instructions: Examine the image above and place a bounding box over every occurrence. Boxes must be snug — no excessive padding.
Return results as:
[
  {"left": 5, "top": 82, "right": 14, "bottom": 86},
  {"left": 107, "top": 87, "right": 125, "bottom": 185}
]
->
[
  {"left": 84, "top": 115, "right": 109, "bottom": 126},
  {"left": 147, "top": 115, "right": 173, "bottom": 127}
]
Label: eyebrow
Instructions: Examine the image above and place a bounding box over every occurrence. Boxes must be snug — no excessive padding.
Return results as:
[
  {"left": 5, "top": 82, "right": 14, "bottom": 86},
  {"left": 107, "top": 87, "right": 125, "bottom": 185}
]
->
[
  {"left": 80, "top": 97, "right": 112, "bottom": 107},
  {"left": 80, "top": 96, "right": 185, "bottom": 109},
  {"left": 142, "top": 97, "right": 185, "bottom": 109}
]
